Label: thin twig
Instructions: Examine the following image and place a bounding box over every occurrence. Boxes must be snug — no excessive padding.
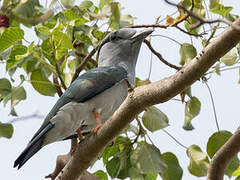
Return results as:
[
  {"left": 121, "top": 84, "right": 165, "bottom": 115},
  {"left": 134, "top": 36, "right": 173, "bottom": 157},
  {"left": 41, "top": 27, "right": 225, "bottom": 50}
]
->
[
  {"left": 75, "top": 51, "right": 98, "bottom": 67},
  {"left": 128, "top": 24, "right": 168, "bottom": 29},
  {"left": 162, "top": 129, "right": 188, "bottom": 149},
  {"left": 151, "top": 34, "right": 182, "bottom": 45},
  {"left": 206, "top": 64, "right": 240, "bottom": 75},
  {"left": 164, "top": 0, "right": 240, "bottom": 31},
  {"left": 53, "top": 75, "right": 63, "bottom": 96},
  {"left": 174, "top": 25, "right": 204, "bottom": 37},
  {"left": 202, "top": 77, "right": 220, "bottom": 132},
  {"left": 71, "top": 48, "right": 98, "bottom": 83},
  {"left": 8, "top": 112, "right": 44, "bottom": 123},
  {"left": 205, "top": 24, "right": 218, "bottom": 47},
  {"left": 144, "top": 39, "right": 181, "bottom": 70}
]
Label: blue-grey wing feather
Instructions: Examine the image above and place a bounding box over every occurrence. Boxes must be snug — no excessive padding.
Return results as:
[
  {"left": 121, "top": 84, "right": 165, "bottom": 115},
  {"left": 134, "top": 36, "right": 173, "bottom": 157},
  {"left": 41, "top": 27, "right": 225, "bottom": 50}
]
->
[{"left": 31, "top": 66, "right": 127, "bottom": 140}]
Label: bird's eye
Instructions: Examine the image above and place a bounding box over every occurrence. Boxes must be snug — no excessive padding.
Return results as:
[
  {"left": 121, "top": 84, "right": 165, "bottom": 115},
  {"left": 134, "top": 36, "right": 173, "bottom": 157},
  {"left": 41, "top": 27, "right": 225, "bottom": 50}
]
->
[{"left": 110, "top": 35, "right": 119, "bottom": 41}]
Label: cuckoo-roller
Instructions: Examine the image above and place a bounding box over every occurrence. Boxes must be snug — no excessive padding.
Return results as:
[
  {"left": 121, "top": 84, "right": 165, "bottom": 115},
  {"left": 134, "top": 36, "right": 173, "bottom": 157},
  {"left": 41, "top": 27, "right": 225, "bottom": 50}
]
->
[{"left": 14, "top": 28, "right": 153, "bottom": 169}]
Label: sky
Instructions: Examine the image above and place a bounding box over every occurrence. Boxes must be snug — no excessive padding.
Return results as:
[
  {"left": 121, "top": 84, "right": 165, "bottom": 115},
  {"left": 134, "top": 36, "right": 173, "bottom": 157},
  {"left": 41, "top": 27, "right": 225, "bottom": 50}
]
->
[{"left": 1, "top": 0, "right": 240, "bottom": 180}]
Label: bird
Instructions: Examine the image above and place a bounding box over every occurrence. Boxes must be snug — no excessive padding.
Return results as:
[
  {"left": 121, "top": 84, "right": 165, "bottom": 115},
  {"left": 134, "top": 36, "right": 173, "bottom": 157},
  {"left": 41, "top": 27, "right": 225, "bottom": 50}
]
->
[{"left": 14, "top": 28, "right": 153, "bottom": 169}]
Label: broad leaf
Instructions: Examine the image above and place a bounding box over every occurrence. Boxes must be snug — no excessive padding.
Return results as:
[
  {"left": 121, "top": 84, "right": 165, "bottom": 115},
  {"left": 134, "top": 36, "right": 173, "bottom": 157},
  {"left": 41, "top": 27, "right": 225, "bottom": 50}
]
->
[
  {"left": 106, "top": 157, "right": 121, "bottom": 178},
  {"left": 160, "top": 152, "right": 183, "bottom": 180},
  {"left": 0, "top": 27, "right": 24, "bottom": 53},
  {"left": 210, "top": 4, "right": 232, "bottom": 17},
  {"left": 93, "top": 170, "right": 108, "bottom": 180},
  {"left": 187, "top": 145, "right": 209, "bottom": 177},
  {"left": 99, "top": 0, "right": 113, "bottom": 10},
  {"left": 11, "top": 86, "right": 26, "bottom": 108},
  {"left": 183, "top": 97, "right": 201, "bottom": 130},
  {"left": 207, "top": 131, "right": 239, "bottom": 177},
  {"left": 0, "top": 78, "right": 12, "bottom": 96},
  {"left": 179, "top": 43, "right": 197, "bottom": 65},
  {"left": 220, "top": 49, "right": 237, "bottom": 66},
  {"left": 209, "top": 0, "right": 219, "bottom": 9},
  {"left": 213, "top": 63, "right": 221, "bottom": 75},
  {"left": 61, "top": 0, "right": 75, "bottom": 8},
  {"left": 109, "top": 2, "right": 121, "bottom": 30},
  {"left": 30, "top": 69, "right": 56, "bottom": 96},
  {"left": 130, "top": 142, "right": 167, "bottom": 174},
  {"left": 0, "top": 122, "right": 13, "bottom": 139},
  {"left": 142, "top": 106, "right": 169, "bottom": 132}
]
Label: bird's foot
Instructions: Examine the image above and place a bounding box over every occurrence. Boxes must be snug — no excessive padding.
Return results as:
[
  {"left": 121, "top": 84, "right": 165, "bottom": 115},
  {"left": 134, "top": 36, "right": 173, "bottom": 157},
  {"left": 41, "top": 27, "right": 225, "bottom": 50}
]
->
[
  {"left": 92, "top": 110, "right": 102, "bottom": 133},
  {"left": 76, "top": 128, "right": 84, "bottom": 140},
  {"left": 124, "top": 78, "right": 134, "bottom": 92}
]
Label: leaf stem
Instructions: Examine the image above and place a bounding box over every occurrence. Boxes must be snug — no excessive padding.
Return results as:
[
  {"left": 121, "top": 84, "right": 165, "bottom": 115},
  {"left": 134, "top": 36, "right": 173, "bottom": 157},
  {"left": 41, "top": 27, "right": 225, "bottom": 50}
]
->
[{"left": 162, "top": 129, "right": 187, "bottom": 149}]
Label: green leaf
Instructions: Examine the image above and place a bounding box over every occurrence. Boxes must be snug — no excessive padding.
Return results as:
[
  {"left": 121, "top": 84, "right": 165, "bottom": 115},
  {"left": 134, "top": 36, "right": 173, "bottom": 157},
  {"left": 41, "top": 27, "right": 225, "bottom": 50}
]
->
[
  {"left": 13, "top": 0, "right": 40, "bottom": 18},
  {"left": 160, "top": 152, "right": 183, "bottom": 180},
  {"left": 30, "top": 69, "right": 56, "bottom": 96},
  {"left": 183, "top": 97, "right": 201, "bottom": 130},
  {"left": 106, "top": 157, "right": 121, "bottom": 178},
  {"left": 220, "top": 49, "right": 237, "bottom": 66},
  {"left": 225, "top": 157, "right": 239, "bottom": 178},
  {"left": 187, "top": 145, "right": 209, "bottom": 177},
  {"left": 142, "top": 106, "right": 169, "bottom": 132},
  {"left": 209, "top": 0, "right": 219, "bottom": 9},
  {"left": 179, "top": 43, "right": 197, "bottom": 65},
  {"left": 239, "top": 67, "right": 240, "bottom": 84},
  {"left": 61, "top": 0, "right": 75, "bottom": 8},
  {"left": 233, "top": 165, "right": 240, "bottom": 177},
  {"left": 35, "top": 25, "right": 51, "bottom": 40},
  {"left": 0, "top": 78, "right": 12, "bottom": 96},
  {"left": 99, "top": 0, "right": 113, "bottom": 10},
  {"left": 109, "top": 2, "right": 121, "bottom": 30},
  {"left": 0, "top": 27, "right": 24, "bottom": 53},
  {"left": 53, "top": 31, "right": 73, "bottom": 50},
  {"left": 130, "top": 142, "right": 167, "bottom": 174},
  {"left": 102, "top": 144, "right": 119, "bottom": 165},
  {"left": 120, "top": 14, "right": 134, "bottom": 27},
  {"left": 11, "top": 86, "right": 26, "bottom": 108},
  {"left": 93, "top": 170, "right": 108, "bottom": 180},
  {"left": 145, "top": 173, "right": 157, "bottom": 180},
  {"left": 213, "top": 63, "right": 221, "bottom": 75},
  {"left": 80, "top": 1, "right": 95, "bottom": 12},
  {"left": 207, "top": 131, "right": 232, "bottom": 158},
  {"left": 207, "top": 131, "right": 238, "bottom": 177},
  {"left": 210, "top": 4, "right": 232, "bottom": 17},
  {"left": 0, "top": 122, "right": 14, "bottom": 139}
]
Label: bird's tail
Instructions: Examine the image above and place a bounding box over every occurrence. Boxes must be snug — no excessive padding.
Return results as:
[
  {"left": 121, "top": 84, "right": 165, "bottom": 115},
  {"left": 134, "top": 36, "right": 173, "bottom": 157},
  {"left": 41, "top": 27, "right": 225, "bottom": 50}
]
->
[{"left": 14, "top": 122, "right": 54, "bottom": 169}]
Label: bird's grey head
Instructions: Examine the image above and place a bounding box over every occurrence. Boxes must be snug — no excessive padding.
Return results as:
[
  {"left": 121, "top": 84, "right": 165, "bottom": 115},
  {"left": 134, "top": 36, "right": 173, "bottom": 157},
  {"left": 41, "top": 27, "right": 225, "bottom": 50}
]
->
[{"left": 97, "top": 28, "right": 153, "bottom": 85}]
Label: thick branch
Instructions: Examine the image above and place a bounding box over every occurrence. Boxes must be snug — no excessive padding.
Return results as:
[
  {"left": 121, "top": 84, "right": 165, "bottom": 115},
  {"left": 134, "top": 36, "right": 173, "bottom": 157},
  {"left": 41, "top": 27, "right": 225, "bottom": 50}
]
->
[
  {"left": 55, "top": 19, "right": 240, "bottom": 180},
  {"left": 2, "top": 8, "right": 54, "bottom": 26},
  {"left": 207, "top": 128, "right": 240, "bottom": 180}
]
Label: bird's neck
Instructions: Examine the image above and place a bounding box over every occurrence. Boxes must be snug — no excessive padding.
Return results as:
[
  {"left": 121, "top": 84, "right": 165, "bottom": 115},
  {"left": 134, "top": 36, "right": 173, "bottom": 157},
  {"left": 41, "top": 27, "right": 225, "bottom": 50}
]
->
[{"left": 98, "top": 59, "right": 136, "bottom": 86}]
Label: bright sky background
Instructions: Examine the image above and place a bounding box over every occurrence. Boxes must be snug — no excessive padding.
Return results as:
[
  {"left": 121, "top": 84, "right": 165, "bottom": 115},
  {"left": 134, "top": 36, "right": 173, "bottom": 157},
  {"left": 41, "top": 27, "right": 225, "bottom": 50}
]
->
[{"left": 1, "top": 0, "right": 240, "bottom": 180}]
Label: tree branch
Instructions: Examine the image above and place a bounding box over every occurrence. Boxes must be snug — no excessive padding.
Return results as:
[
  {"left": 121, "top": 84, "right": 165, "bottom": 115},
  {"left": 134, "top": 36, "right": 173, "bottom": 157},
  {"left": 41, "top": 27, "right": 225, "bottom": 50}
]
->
[
  {"left": 164, "top": 0, "right": 240, "bottom": 31},
  {"left": 207, "top": 128, "right": 240, "bottom": 180},
  {"left": 2, "top": 8, "right": 54, "bottom": 26},
  {"left": 55, "top": 19, "right": 240, "bottom": 180},
  {"left": 143, "top": 39, "right": 181, "bottom": 70},
  {"left": 71, "top": 48, "right": 98, "bottom": 83}
]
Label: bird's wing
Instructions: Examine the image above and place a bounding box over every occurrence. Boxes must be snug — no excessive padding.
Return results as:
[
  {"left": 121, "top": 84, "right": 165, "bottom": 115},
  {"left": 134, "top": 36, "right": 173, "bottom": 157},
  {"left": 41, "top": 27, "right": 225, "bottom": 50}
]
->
[
  {"left": 33, "top": 65, "right": 128, "bottom": 140},
  {"left": 14, "top": 66, "right": 127, "bottom": 169}
]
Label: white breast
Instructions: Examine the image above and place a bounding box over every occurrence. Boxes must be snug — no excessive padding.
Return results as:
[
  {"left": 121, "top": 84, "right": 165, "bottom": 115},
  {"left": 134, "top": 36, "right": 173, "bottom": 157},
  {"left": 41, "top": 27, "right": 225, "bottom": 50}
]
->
[{"left": 43, "top": 80, "right": 128, "bottom": 145}]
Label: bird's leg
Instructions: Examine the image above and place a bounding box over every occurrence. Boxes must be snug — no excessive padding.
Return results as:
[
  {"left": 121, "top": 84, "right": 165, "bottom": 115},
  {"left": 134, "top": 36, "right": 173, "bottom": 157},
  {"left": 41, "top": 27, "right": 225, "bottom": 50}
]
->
[
  {"left": 124, "top": 78, "right": 134, "bottom": 92},
  {"left": 92, "top": 109, "right": 102, "bottom": 133},
  {"left": 76, "top": 128, "right": 84, "bottom": 140},
  {"left": 70, "top": 129, "right": 84, "bottom": 155}
]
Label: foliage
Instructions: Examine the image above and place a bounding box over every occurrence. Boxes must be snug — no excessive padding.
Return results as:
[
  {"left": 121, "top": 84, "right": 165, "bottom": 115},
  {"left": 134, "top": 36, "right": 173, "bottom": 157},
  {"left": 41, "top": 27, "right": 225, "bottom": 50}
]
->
[{"left": 0, "top": 0, "right": 240, "bottom": 179}]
